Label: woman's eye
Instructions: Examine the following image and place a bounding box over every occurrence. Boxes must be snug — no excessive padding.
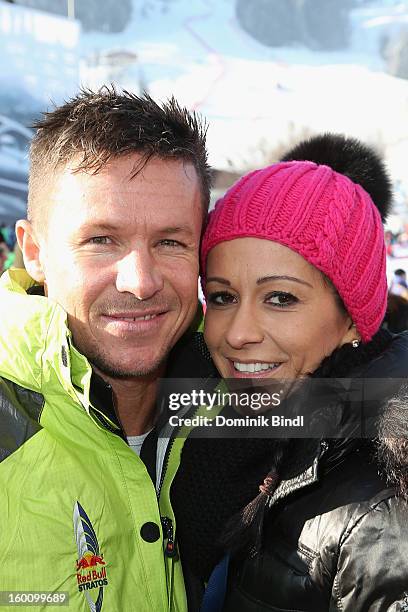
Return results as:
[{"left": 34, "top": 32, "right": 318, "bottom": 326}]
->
[
  {"left": 207, "top": 291, "right": 237, "bottom": 306},
  {"left": 265, "top": 292, "right": 298, "bottom": 307}
]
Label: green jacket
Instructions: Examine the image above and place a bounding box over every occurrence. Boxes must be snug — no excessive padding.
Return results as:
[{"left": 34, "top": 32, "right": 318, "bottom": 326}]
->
[{"left": 0, "top": 269, "right": 188, "bottom": 612}]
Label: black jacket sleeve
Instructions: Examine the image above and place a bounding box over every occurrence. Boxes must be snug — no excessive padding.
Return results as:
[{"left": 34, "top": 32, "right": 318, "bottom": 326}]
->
[{"left": 330, "top": 495, "right": 408, "bottom": 611}]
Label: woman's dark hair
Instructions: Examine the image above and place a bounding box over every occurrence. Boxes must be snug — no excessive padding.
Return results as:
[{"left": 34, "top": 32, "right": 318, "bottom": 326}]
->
[
  {"left": 321, "top": 273, "right": 348, "bottom": 317},
  {"left": 219, "top": 440, "right": 289, "bottom": 558}
]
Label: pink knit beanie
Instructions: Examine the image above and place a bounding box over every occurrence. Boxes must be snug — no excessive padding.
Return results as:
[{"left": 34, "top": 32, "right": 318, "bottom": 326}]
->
[{"left": 201, "top": 138, "right": 391, "bottom": 343}]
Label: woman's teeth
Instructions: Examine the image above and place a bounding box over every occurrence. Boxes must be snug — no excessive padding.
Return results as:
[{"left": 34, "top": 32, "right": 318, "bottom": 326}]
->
[{"left": 233, "top": 362, "right": 280, "bottom": 373}]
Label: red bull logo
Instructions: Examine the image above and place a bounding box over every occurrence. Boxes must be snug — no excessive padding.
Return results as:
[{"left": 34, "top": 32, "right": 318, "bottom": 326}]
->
[
  {"left": 76, "top": 553, "right": 106, "bottom": 571},
  {"left": 76, "top": 552, "right": 108, "bottom": 592},
  {"left": 73, "top": 501, "right": 106, "bottom": 610}
]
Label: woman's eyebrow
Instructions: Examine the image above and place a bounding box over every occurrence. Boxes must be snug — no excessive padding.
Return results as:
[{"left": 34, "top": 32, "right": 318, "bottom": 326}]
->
[
  {"left": 256, "top": 275, "right": 313, "bottom": 288},
  {"left": 206, "top": 277, "right": 231, "bottom": 286}
]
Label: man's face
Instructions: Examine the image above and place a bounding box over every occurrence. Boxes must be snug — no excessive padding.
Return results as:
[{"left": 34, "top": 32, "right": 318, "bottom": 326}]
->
[{"left": 27, "top": 154, "right": 203, "bottom": 378}]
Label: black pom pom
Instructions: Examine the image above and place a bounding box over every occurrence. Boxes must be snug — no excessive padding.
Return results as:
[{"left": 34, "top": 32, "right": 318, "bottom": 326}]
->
[{"left": 281, "top": 133, "right": 392, "bottom": 222}]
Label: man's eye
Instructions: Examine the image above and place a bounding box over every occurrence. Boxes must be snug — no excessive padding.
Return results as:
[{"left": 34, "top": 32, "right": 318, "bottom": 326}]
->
[
  {"left": 158, "top": 239, "right": 184, "bottom": 248},
  {"left": 207, "top": 291, "right": 237, "bottom": 306},
  {"left": 265, "top": 292, "right": 298, "bottom": 307},
  {"left": 89, "top": 236, "right": 111, "bottom": 245}
]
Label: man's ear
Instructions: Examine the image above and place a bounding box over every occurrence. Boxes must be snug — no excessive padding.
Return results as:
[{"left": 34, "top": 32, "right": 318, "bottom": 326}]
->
[{"left": 15, "top": 220, "right": 45, "bottom": 283}]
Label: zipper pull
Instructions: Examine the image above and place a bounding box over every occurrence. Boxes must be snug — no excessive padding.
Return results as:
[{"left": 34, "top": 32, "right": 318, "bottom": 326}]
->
[{"left": 161, "top": 516, "right": 177, "bottom": 558}]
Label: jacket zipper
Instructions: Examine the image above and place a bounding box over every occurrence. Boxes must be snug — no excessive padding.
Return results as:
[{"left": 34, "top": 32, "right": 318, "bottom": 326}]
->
[
  {"left": 158, "top": 438, "right": 177, "bottom": 612},
  {"left": 158, "top": 433, "right": 177, "bottom": 561},
  {"left": 161, "top": 515, "right": 177, "bottom": 557},
  {"left": 157, "top": 373, "right": 217, "bottom": 499},
  {"left": 158, "top": 376, "right": 219, "bottom": 562},
  {"left": 158, "top": 436, "right": 176, "bottom": 499}
]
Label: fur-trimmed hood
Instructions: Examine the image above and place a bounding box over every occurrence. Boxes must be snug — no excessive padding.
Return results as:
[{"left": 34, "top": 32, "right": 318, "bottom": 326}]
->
[
  {"left": 313, "top": 329, "right": 408, "bottom": 498},
  {"left": 378, "top": 383, "right": 408, "bottom": 499}
]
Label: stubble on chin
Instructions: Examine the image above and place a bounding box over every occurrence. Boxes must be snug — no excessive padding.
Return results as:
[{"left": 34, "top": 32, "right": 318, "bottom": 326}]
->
[{"left": 73, "top": 334, "right": 169, "bottom": 380}]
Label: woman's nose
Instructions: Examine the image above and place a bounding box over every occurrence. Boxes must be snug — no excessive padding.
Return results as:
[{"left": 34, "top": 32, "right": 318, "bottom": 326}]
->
[{"left": 224, "top": 303, "right": 264, "bottom": 349}]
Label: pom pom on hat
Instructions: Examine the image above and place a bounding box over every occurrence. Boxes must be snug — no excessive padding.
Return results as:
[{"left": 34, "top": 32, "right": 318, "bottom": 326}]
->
[
  {"left": 281, "top": 133, "right": 392, "bottom": 221},
  {"left": 201, "top": 134, "right": 391, "bottom": 342}
]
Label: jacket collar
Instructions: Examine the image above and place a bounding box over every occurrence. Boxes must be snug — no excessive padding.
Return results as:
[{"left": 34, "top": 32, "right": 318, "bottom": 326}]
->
[
  {"left": 0, "top": 270, "right": 99, "bottom": 417},
  {"left": 0, "top": 270, "right": 208, "bottom": 437},
  {"left": 268, "top": 440, "right": 326, "bottom": 506}
]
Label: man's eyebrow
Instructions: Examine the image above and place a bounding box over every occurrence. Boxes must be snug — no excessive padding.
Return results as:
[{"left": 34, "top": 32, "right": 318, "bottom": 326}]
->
[
  {"left": 80, "top": 221, "right": 121, "bottom": 232},
  {"left": 206, "top": 277, "right": 231, "bottom": 286},
  {"left": 79, "top": 224, "right": 195, "bottom": 234},
  {"left": 159, "top": 226, "right": 195, "bottom": 235},
  {"left": 256, "top": 275, "right": 313, "bottom": 288}
]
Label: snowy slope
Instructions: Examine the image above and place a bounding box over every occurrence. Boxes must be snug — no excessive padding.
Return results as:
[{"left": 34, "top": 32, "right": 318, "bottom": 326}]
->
[
  {"left": 3, "top": 0, "right": 408, "bottom": 179},
  {"left": 78, "top": 0, "right": 408, "bottom": 180}
]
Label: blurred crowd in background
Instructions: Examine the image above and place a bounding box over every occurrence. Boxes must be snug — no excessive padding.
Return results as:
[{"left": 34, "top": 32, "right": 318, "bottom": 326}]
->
[
  {"left": 0, "top": 224, "right": 16, "bottom": 272},
  {"left": 0, "top": 224, "right": 23, "bottom": 273},
  {"left": 385, "top": 229, "right": 408, "bottom": 332}
]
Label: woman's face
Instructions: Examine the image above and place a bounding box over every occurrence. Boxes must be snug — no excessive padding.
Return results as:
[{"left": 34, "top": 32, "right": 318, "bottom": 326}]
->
[{"left": 204, "top": 238, "right": 358, "bottom": 379}]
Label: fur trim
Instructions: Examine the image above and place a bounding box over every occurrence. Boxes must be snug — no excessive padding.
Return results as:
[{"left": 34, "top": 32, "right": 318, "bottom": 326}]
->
[
  {"left": 281, "top": 133, "right": 392, "bottom": 221},
  {"left": 377, "top": 384, "right": 408, "bottom": 499}
]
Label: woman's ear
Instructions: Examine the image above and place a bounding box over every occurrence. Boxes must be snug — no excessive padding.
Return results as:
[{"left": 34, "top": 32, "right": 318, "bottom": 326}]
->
[
  {"left": 340, "top": 320, "right": 361, "bottom": 347},
  {"left": 15, "top": 220, "right": 46, "bottom": 283}
]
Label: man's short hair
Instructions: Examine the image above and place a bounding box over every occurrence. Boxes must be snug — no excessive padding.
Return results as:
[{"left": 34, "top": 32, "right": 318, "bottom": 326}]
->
[{"left": 28, "top": 87, "right": 211, "bottom": 224}]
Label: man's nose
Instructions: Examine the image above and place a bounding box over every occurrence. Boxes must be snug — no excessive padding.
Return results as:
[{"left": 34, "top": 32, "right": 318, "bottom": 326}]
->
[
  {"left": 224, "top": 302, "right": 264, "bottom": 349},
  {"left": 115, "top": 249, "right": 164, "bottom": 300}
]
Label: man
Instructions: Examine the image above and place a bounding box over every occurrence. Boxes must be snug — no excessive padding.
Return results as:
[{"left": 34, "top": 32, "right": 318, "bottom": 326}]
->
[
  {"left": 394, "top": 268, "right": 408, "bottom": 288},
  {"left": 0, "top": 88, "right": 211, "bottom": 611},
  {"left": 390, "top": 267, "right": 408, "bottom": 298}
]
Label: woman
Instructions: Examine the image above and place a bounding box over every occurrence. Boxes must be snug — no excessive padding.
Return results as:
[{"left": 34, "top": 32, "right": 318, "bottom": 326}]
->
[{"left": 171, "top": 134, "right": 408, "bottom": 611}]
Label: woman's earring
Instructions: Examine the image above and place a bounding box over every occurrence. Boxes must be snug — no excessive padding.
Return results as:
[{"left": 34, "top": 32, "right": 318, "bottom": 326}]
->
[{"left": 352, "top": 339, "right": 360, "bottom": 348}]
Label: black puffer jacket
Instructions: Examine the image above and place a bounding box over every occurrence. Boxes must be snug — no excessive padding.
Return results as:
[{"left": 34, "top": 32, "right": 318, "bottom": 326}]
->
[
  {"left": 224, "top": 438, "right": 406, "bottom": 611},
  {"left": 171, "top": 331, "right": 408, "bottom": 612}
]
